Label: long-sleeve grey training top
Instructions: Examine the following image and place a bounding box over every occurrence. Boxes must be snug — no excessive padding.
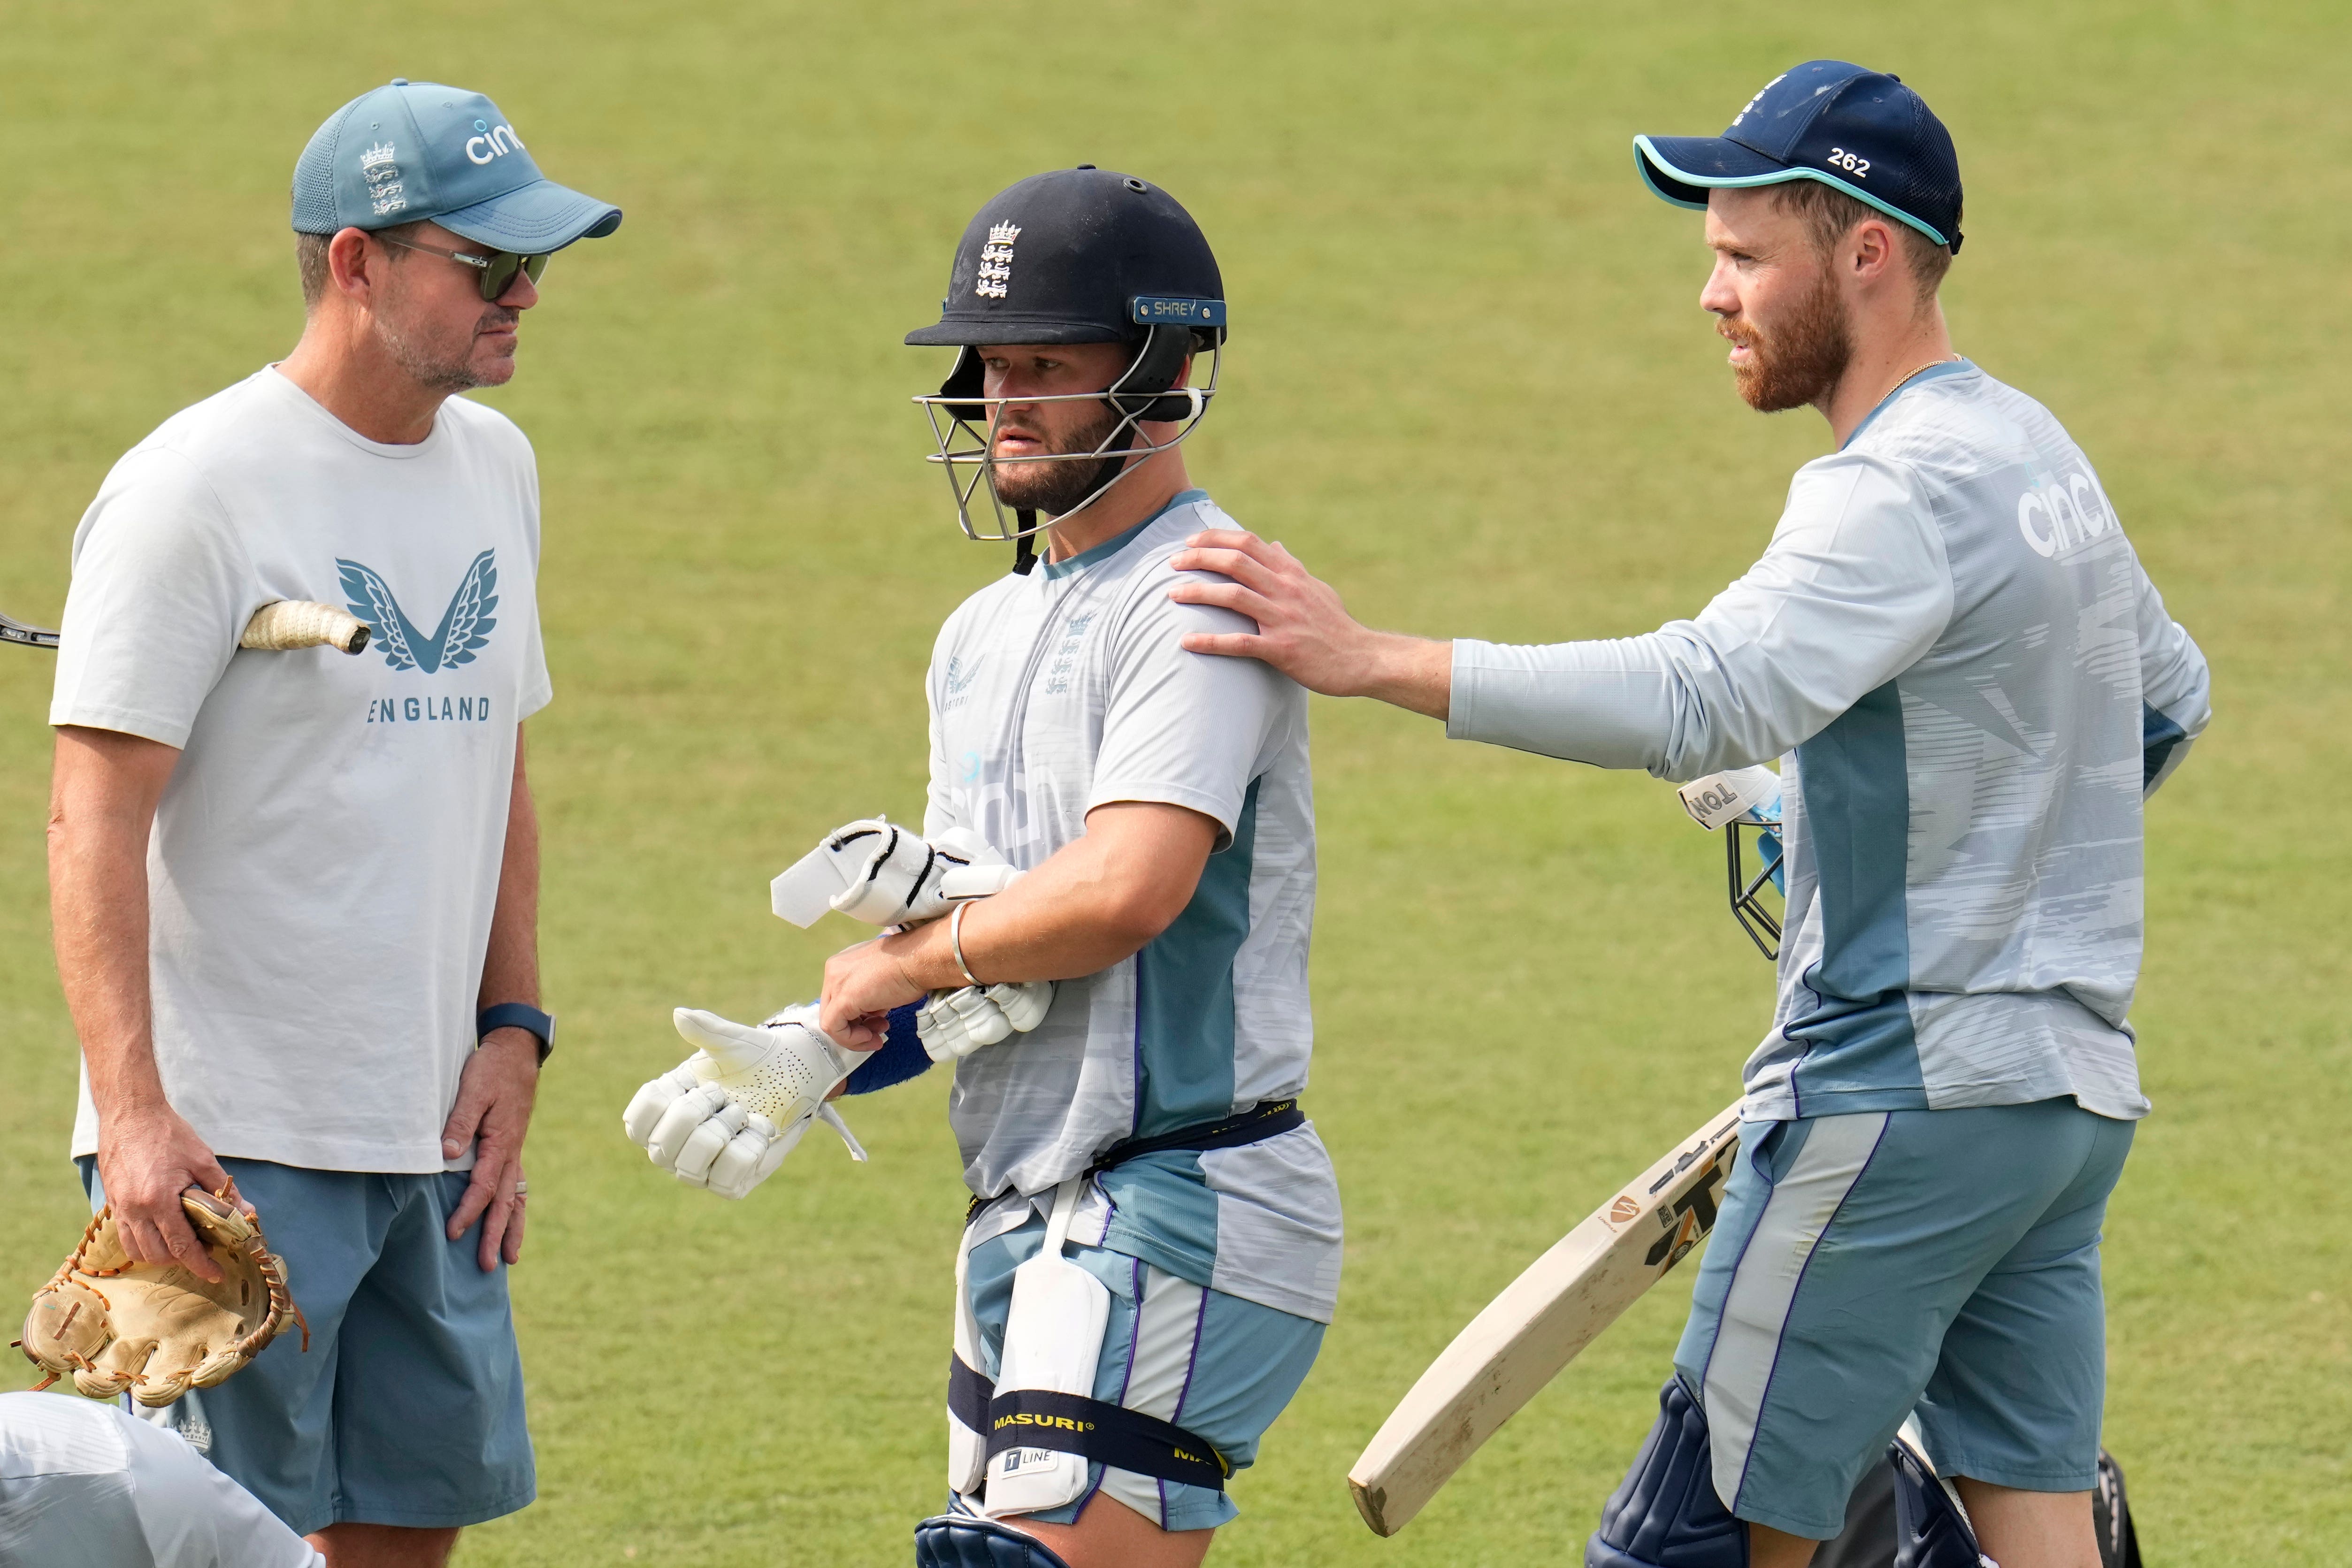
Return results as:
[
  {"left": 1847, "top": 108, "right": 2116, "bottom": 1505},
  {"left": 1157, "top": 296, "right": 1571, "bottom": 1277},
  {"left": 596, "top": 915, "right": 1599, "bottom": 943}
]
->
[{"left": 1449, "top": 361, "right": 2212, "bottom": 1120}]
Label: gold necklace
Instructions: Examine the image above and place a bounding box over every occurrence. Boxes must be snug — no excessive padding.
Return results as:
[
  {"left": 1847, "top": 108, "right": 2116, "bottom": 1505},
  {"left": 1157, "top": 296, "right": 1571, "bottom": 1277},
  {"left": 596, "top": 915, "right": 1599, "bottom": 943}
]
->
[{"left": 1888, "top": 355, "right": 1958, "bottom": 396}]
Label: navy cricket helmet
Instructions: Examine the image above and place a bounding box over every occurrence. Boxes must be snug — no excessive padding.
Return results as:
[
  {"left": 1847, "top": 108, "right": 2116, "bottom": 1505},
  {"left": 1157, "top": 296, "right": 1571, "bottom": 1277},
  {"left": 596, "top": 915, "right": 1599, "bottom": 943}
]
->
[{"left": 907, "top": 168, "right": 1227, "bottom": 564}]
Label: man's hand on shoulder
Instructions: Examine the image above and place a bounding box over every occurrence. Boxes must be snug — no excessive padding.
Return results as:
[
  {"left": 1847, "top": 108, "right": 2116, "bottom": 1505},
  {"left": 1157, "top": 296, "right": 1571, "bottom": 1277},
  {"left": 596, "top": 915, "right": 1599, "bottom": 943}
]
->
[
  {"left": 93, "top": 1103, "right": 247, "bottom": 1285},
  {"left": 1166, "top": 529, "right": 1453, "bottom": 718},
  {"left": 441, "top": 1029, "right": 538, "bottom": 1272}
]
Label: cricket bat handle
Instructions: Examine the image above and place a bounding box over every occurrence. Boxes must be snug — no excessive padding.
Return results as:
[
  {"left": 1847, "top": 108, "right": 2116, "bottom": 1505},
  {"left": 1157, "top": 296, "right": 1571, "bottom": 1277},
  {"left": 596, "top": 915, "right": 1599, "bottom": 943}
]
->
[{"left": 240, "top": 600, "right": 370, "bottom": 655}]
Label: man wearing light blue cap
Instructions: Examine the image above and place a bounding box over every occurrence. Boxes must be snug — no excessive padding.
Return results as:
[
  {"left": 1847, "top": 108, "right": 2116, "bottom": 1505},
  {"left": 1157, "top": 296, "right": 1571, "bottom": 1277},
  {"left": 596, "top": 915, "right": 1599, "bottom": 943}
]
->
[
  {"left": 47, "top": 79, "right": 617, "bottom": 1566},
  {"left": 1167, "top": 60, "right": 2208, "bottom": 1568}
]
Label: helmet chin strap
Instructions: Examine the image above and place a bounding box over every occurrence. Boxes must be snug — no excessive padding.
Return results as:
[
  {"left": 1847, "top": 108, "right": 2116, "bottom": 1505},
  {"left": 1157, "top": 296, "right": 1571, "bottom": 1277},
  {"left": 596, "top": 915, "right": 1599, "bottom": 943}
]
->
[{"left": 1014, "top": 513, "right": 1038, "bottom": 575}]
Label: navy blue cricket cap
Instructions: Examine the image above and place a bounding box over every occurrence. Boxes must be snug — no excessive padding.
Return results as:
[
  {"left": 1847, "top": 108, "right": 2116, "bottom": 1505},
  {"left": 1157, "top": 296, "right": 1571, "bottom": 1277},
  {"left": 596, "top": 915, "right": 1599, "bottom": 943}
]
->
[
  {"left": 905, "top": 167, "right": 1225, "bottom": 348},
  {"left": 291, "top": 79, "right": 621, "bottom": 252},
  {"left": 1634, "top": 61, "right": 1962, "bottom": 252}
]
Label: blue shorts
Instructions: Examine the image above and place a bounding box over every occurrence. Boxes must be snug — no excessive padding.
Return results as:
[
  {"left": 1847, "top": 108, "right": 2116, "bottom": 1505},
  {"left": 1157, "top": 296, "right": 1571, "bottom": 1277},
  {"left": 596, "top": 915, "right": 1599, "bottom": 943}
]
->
[
  {"left": 80, "top": 1156, "right": 535, "bottom": 1535},
  {"left": 961, "top": 1214, "right": 1325, "bottom": 1534},
  {"left": 1673, "top": 1099, "right": 2135, "bottom": 1539}
]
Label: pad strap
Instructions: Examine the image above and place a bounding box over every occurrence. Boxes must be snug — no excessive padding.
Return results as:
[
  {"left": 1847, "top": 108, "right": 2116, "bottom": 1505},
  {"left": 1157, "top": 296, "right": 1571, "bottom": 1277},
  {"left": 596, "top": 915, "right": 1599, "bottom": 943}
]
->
[
  {"left": 950, "top": 1352, "right": 993, "bottom": 1434},
  {"left": 985, "top": 1388, "right": 1229, "bottom": 1493}
]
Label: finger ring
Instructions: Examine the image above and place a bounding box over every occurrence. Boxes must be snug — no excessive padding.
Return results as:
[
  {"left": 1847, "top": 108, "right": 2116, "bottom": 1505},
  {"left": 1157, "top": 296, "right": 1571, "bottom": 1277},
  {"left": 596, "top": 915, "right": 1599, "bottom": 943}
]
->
[{"left": 513, "top": 1180, "right": 529, "bottom": 1195}]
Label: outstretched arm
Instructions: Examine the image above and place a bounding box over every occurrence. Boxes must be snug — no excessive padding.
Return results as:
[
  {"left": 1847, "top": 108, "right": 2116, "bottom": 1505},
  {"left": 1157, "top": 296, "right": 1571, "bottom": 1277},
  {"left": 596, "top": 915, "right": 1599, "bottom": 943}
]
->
[
  {"left": 1169, "top": 456, "right": 1951, "bottom": 782},
  {"left": 816, "top": 801, "right": 1220, "bottom": 1044}
]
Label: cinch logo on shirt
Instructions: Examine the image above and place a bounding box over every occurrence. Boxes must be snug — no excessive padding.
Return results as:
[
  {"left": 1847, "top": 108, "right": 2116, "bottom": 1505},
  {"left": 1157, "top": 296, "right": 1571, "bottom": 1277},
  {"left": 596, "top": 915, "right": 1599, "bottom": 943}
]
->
[
  {"left": 339, "top": 551, "right": 498, "bottom": 674},
  {"left": 2015, "top": 471, "right": 2116, "bottom": 559}
]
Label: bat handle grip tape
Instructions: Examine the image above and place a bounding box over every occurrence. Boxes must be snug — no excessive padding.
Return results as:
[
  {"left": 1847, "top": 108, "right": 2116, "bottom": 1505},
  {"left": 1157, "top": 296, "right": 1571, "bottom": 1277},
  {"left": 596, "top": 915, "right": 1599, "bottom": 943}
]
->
[{"left": 950, "top": 902, "right": 983, "bottom": 989}]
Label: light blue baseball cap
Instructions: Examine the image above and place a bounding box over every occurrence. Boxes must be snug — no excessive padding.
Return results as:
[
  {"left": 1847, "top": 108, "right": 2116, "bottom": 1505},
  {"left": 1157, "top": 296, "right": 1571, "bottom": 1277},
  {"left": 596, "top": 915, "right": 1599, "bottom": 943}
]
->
[{"left": 291, "top": 79, "right": 621, "bottom": 251}]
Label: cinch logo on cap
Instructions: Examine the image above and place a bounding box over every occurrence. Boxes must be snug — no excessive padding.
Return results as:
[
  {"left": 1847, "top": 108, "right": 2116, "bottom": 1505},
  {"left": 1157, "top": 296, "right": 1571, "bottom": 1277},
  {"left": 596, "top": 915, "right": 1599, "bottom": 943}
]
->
[{"left": 463, "top": 117, "right": 526, "bottom": 167}]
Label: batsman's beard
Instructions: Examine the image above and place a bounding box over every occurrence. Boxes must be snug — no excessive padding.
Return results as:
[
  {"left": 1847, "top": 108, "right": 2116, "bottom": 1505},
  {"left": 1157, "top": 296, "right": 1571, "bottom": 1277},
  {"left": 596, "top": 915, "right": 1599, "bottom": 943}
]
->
[
  {"left": 1725, "top": 266, "right": 1853, "bottom": 414},
  {"left": 988, "top": 402, "right": 1130, "bottom": 518}
]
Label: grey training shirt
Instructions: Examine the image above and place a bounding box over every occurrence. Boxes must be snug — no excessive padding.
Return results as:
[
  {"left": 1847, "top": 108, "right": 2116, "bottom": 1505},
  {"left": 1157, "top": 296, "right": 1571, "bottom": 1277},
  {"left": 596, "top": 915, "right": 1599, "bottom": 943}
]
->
[
  {"left": 1448, "top": 362, "right": 2211, "bottom": 1120},
  {"left": 925, "top": 491, "right": 1341, "bottom": 1322}
]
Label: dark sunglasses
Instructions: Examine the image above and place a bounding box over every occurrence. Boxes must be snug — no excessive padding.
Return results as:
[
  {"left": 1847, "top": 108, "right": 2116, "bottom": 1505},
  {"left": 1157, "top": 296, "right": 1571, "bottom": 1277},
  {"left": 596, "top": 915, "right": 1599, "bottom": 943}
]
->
[{"left": 376, "top": 233, "right": 550, "bottom": 301}]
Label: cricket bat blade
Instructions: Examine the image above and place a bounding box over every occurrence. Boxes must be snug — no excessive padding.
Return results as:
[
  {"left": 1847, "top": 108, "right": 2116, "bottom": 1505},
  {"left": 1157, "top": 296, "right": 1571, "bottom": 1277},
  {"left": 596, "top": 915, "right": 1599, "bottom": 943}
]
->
[{"left": 1347, "top": 1101, "right": 1743, "bottom": 1537}]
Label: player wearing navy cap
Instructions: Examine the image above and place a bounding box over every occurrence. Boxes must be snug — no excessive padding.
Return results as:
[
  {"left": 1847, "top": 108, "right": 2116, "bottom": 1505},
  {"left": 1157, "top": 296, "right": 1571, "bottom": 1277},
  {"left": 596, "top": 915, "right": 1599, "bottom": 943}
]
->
[
  {"left": 1167, "top": 62, "right": 2207, "bottom": 1568},
  {"left": 46, "top": 79, "right": 616, "bottom": 1565}
]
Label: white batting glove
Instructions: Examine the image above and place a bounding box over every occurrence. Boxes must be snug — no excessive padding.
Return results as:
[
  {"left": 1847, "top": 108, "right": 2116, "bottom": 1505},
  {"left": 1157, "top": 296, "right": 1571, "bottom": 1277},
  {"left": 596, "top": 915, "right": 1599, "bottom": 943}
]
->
[
  {"left": 770, "top": 818, "right": 1023, "bottom": 928},
  {"left": 620, "top": 1005, "right": 867, "bottom": 1199},
  {"left": 915, "top": 980, "right": 1056, "bottom": 1063}
]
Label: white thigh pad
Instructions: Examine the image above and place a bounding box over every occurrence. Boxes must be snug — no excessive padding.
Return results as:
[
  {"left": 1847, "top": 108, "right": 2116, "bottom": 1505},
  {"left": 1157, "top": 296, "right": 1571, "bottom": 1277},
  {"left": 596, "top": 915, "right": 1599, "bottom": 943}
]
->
[{"left": 982, "top": 1178, "right": 1112, "bottom": 1520}]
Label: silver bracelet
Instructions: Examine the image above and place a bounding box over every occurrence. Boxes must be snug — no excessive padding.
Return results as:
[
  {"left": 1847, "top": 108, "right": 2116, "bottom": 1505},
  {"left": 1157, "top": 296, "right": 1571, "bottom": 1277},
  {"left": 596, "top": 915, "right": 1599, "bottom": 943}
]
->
[{"left": 949, "top": 901, "right": 984, "bottom": 988}]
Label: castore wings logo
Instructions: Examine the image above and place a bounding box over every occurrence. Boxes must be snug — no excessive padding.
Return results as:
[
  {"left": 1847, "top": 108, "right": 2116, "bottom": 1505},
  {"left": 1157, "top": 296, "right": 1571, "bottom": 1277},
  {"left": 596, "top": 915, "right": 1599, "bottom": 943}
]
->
[{"left": 338, "top": 551, "right": 499, "bottom": 674}]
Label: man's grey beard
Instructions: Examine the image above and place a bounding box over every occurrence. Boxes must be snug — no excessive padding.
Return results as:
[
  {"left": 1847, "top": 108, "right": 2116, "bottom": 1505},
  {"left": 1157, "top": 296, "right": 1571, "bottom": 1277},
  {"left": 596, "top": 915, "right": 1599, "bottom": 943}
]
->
[
  {"left": 376, "top": 309, "right": 514, "bottom": 394},
  {"left": 1732, "top": 268, "right": 1852, "bottom": 413},
  {"left": 988, "top": 403, "right": 1129, "bottom": 517}
]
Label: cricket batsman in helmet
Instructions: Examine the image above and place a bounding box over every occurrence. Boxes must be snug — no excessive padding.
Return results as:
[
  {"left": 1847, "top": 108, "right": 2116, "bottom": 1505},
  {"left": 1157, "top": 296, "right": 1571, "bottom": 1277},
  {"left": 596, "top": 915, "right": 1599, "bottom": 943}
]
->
[{"left": 624, "top": 168, "right": 1339, "bottom": 1568}]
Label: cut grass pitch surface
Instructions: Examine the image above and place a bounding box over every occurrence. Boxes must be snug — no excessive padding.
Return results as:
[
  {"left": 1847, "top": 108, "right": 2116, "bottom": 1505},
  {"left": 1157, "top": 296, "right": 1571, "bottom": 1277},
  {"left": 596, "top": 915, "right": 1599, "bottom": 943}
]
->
[{"left": 1, "top": 2, "right": 2345, "bottom": 1563}]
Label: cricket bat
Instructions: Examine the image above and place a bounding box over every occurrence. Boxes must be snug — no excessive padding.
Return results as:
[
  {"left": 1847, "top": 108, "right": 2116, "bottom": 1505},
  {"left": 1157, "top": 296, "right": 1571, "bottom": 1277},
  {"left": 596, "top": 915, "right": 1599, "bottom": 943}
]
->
[
  {"left": 1347, "top": 1100, "right": 1744, "bottom": 1537},
  {"left": 0, "top": 600, "right": 368, "bottom": 655}
]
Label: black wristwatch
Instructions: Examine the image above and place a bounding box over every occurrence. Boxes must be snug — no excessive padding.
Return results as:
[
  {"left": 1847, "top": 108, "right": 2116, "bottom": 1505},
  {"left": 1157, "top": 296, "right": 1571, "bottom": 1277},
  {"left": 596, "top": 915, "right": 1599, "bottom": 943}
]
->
[{"left": 478, "top": 1002, "right": 556, "bottom": 1064}]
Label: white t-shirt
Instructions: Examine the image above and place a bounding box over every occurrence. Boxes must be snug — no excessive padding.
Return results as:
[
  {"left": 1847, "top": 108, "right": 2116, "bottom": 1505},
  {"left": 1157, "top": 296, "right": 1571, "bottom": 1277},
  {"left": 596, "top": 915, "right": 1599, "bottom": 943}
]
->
[{"left": 52, "top": 367, "right": 551, "bottom": 1172}]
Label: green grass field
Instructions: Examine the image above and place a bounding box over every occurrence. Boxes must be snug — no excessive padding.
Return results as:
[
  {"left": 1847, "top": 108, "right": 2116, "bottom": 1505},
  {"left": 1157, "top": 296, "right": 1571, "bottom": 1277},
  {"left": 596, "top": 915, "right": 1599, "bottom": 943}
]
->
[{"left": 2, "top": 2, "right": 2346, "bottom": 1562}]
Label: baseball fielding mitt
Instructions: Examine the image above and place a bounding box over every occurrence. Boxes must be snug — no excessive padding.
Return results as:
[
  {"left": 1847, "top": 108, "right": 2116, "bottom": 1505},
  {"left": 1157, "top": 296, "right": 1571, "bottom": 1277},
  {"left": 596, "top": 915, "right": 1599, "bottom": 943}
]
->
[{"left": 16, "top": 1186, "right": 305, "bottom": 1407}]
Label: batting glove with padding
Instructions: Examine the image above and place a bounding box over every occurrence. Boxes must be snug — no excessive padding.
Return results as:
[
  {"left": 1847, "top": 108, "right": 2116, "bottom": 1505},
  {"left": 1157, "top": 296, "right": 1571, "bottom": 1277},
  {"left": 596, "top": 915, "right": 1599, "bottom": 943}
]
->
[
  {"left": 771, "top": 819, "right": 1023, "bottom": 928},
  {"left": 915, "top": 979, "right": 1055, "bottom": 1063},
  {"left": 620, "top": 1006, "right": 868, "bottom": 1200}
]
